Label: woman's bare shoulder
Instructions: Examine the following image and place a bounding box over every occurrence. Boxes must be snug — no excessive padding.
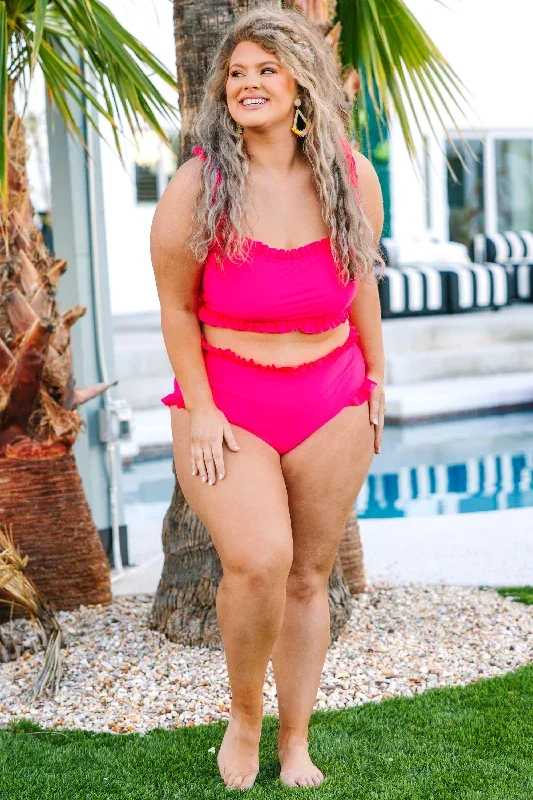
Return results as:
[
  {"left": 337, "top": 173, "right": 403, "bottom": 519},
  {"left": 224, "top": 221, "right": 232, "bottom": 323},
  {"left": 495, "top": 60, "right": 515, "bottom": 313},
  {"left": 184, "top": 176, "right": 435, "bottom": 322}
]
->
[
  {"left": 349, "top": 144, "right": 384, "bottom": 246},
  {"left": 349, "top": 145, "right": 379, "bottom": 191},
  {"left": 150, "top": 154, "right": 204, "bottom": 255},
  {"left": 158, "top": 154, "right": 204, "bottom": 218}
]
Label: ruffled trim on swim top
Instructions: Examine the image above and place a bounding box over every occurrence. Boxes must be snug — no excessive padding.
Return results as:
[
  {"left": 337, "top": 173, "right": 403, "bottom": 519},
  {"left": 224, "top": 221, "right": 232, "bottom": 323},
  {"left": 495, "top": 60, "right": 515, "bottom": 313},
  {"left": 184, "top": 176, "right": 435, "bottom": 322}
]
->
[
  {"left": 351, "top": 375, "right": 378, "bottom": 406},
  {"left": 199, "top": 323, "right": 360, "bottom": 373},
  {"left": 245, "top": 236, "right": 332, "bottom": 261},
  {"left": 197, "top": 304, "right": 352, "bottom": 334}
]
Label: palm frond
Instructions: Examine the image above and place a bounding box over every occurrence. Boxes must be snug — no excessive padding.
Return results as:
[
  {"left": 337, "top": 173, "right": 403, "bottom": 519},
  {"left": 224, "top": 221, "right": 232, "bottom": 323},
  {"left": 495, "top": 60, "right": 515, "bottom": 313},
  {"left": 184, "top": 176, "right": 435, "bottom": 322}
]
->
[
  {"left": 338, "top": 0, "right": 476, "bottom": 163},
  {"left": 0, "top": 524, "right": 64, "bottom": 701},
  {"left": 2, "top": 0, "right": 180, "bottom": 199},
  {"left": 30, "top": 0, "right": 48, "bottom": 75}
]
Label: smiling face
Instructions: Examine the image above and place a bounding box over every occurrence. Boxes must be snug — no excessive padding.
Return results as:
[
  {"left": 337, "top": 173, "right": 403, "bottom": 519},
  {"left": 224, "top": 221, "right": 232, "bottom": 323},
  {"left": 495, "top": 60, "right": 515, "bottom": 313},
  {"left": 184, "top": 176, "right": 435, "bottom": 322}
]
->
[{"left": 226, "top": 40, "right": 299, "bottom": 132}]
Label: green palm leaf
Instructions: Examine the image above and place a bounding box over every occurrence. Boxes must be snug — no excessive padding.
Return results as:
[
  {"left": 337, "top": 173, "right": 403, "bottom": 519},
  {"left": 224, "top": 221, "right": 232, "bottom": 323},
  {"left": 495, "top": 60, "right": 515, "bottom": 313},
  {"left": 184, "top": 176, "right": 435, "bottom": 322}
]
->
[
  {"left": 0, "top": 0, "right": 179, "bottom": 203},
  {"left": 337, "top": 0, "right": 475, "bottom": 163}
]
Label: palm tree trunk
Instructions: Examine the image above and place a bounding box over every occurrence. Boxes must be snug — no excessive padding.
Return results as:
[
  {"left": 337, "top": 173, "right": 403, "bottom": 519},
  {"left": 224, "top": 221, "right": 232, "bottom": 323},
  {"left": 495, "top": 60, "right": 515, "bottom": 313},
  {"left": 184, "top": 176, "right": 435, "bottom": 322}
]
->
[
  {"left": 338, "top": 507, "right": 366, "bottom": 594},
  {"left": 0, "top": 455, "right": 112, "bottom": 621},
  {"left": 0, "top": 80, "right": 112, "bottom": 619}
]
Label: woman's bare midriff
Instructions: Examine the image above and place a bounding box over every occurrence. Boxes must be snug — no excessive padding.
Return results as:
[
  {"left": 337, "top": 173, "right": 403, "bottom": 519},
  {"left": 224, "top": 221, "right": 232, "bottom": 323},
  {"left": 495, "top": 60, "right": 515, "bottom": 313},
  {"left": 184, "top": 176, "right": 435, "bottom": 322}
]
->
[{"left": 200, "top": 319, "right": 351, "bottom": 368}]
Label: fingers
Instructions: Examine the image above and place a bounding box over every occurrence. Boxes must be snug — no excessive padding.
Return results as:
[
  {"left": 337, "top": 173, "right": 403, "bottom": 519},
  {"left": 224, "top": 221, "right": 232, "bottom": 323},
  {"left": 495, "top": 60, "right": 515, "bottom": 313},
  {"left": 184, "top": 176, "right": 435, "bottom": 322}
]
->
[
  {"left": 374, "top": 423, "right": 383, "bottom": 454},
  {"left": 370, "top": 397, "right": 380, "bottom": 428},
  {"left": 192, "top": 446, "right": 208, "bottom": 482},
  {"left": 191, "top": 425, "right": 240, "bottom": 486},
  {"left": 369, "top": 390, "right": 385, "bottom": 455},
  {"left": 223, "top": 423, "right": 241, "bottom": 453},
  {"left": 203, "top": 447, "right": 217, "bottom": 485},
  {"left": 372, "top": 395, "right": 386, "bottom": 455},
  {"left": 212, "top": 443, "right": 226, "bottom": 481}
]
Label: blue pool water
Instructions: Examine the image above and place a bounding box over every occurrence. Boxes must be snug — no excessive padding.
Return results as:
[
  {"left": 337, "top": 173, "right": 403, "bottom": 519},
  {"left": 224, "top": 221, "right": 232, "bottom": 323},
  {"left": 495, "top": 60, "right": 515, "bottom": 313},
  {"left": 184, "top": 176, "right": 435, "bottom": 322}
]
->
[{"left": 123, "top": 411, "right": 533, "bottom": 532}]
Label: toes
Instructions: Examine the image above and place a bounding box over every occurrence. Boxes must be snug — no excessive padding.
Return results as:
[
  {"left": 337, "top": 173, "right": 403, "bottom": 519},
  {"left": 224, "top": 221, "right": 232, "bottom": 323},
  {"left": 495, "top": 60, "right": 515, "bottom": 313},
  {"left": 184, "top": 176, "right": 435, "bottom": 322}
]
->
[
  {"left": 280, "top": 773, "right": 297, "bottom": 788},
  {"left": 225, "top": 772, "right": 236, "bottom": 788},
  {"left": 229, "top": 774, "right": 245, "bottom": 790},
  {"left": 281, "top": 771, "right": 324, "bottom": 788}
]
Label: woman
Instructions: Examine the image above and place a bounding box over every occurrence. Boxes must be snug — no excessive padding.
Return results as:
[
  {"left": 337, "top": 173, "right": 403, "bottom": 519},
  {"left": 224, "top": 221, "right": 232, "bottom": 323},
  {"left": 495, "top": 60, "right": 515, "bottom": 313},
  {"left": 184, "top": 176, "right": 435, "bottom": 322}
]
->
[{"left": 151, "top": 7, "right": 386, "bottom": 791}]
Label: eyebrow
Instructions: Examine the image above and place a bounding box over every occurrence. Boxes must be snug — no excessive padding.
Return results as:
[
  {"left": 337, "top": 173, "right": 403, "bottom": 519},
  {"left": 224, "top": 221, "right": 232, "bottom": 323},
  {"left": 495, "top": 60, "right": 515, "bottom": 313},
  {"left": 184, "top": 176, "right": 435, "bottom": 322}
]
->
[{"left": 229, "top": 60, "right": 280, "bottom": 69}]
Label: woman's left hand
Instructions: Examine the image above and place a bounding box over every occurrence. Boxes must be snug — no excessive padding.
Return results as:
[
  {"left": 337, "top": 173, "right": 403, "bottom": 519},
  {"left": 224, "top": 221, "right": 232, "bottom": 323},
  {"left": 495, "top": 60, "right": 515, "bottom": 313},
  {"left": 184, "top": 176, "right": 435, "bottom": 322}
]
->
[{"left": 367, "top": 373, "right": 386, "bottom": 455}]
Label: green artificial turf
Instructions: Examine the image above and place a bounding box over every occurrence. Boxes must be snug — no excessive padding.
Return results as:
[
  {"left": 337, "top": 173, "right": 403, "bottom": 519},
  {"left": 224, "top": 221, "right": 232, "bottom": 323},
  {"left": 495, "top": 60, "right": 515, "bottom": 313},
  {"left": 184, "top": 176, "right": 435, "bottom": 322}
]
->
[
  {"left": 496, "top": 586, "right": 533, "bottom": 606},
  {"left": 1, "top": 665, "right": 533, "bottom": 799}
]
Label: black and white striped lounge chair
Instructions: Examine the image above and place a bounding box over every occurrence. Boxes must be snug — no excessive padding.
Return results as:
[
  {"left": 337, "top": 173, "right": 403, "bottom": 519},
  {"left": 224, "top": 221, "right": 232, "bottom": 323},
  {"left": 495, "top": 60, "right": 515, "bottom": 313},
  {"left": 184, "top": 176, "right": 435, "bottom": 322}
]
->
[
  {"left": 378, "top": 265, "right": 447, "bottom": 318},
  {"left": 437, "top": 262, "right": 510, "bottom": 313},
  {"left": 378, "top": 239, "right": 510, "bottom": 317},
  {"left": 469, "top": 231, "right": 533, "bottom": 302}
]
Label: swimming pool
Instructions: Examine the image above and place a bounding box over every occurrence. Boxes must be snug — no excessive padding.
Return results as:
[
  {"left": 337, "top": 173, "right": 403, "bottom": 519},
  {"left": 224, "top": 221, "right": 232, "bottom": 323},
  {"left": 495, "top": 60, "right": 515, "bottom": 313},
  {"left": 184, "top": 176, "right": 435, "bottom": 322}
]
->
[
  {"left": 122, "top": 410, "right": 533, "bottom": 526},
  {"left": 357, "top": 410, "right": 533, "bottom": 518}
]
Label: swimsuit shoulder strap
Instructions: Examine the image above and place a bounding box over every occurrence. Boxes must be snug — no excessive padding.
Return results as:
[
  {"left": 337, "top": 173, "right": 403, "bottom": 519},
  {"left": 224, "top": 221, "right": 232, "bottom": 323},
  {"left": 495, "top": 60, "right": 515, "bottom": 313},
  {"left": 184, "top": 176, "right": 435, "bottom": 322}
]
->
[
  {"left": 339, "top": 136, "right": 361, "bottom": 200},
  {"left": 192, "top": 145, "right": 207, "bottom": 161},
  {"left": 191, "top": 145, "right": 223, "bottom": 206}
]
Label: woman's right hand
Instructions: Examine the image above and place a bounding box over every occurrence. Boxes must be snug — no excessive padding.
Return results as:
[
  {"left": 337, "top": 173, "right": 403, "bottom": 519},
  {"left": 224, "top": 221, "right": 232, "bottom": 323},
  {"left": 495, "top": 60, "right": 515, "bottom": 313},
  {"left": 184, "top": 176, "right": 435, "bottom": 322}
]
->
[{"left": 189, "top": 404, "right": 241, "bottom": 485}]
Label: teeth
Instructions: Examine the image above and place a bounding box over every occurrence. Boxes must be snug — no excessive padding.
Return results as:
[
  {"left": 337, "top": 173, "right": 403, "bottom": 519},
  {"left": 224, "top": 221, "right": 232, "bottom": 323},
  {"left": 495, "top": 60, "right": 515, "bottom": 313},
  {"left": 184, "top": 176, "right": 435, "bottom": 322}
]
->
[{"left": 242, "top": 98, "right": 267, "bottom": 106}]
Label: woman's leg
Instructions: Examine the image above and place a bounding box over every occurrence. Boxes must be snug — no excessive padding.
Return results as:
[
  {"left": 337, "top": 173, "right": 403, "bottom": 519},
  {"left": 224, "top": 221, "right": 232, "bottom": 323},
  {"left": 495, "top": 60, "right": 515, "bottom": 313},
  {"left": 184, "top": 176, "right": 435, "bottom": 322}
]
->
[
  {"left": 272, "top": 402, "right": 375, "bottom": 788},
  {"left": 169, "top": 407, "right": 294, "bottom": 790}
]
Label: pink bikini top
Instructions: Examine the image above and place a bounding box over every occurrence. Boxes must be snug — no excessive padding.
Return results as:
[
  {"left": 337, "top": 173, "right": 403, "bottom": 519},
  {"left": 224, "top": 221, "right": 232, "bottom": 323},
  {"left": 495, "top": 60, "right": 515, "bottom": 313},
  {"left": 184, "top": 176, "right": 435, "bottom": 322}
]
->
[{"left": 194, "top": 137, "right": 360, "bottom": 334}]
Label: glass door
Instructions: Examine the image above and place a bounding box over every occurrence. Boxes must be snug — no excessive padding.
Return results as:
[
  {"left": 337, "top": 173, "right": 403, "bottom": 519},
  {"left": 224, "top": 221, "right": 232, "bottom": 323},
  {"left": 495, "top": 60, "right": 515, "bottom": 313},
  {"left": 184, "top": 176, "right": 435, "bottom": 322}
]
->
[{"left": 495, "top": 138, "right": 533, "bottom": 231}]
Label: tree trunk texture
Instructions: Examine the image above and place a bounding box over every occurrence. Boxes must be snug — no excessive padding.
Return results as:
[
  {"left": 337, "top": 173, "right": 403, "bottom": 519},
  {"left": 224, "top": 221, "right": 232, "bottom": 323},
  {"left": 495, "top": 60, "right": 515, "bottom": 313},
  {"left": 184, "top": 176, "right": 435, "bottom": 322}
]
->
[
  {"left": 150, "top": 468, "right": 223, "bottom": 648},
  {"left": 0, "top": 80, "right": 112, "bottom": 615},
  {"left": 155, "top": 0, "right": 366, "bottom": 647},
  {"left": 338, "top": 507, "right": 366, "bottom": 594},
  {"left": 0, "top": 454, "right": 111, "bottom": 623}
]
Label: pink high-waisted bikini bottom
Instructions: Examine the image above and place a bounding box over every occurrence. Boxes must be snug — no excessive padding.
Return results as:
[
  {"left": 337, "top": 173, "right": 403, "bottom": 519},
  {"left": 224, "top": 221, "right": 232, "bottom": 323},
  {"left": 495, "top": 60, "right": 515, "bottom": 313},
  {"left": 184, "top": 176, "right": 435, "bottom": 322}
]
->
[{"left": 160, "top": 323, "right": 376, "bottom": 455}]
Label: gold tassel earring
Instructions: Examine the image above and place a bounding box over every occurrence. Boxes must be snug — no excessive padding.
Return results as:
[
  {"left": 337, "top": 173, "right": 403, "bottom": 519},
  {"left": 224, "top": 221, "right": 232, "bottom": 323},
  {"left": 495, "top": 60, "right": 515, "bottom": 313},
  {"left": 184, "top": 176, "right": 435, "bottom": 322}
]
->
[{"left": 291, "top": 98, "right": 310, "bottom": 138}]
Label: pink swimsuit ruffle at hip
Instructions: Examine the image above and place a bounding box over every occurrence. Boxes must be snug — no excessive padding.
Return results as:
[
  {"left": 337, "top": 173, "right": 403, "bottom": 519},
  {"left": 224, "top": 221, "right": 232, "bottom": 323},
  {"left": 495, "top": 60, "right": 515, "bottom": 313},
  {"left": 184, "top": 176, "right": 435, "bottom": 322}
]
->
[{"left": 161, "top": 323, "right": 376, "bottom": 455}]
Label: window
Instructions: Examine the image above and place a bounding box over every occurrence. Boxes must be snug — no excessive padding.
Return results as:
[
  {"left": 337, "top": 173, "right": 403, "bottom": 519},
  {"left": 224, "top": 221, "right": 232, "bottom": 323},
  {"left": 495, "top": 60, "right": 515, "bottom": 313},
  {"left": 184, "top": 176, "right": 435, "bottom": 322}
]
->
[
  {"left": 135, "top": 163, "right": 158, "bottom": 202},
  {"left": 446, "top": 138, "right": 485, "bottom": 247},
  {"left": 495, "top": 138, "right": 533, "bottom": 231},
  {"left": 134, "top": 130, "right": 180, "bottom": 203},
  {"left": 446, "top": 131, "right": 533, "bottom": 245}
]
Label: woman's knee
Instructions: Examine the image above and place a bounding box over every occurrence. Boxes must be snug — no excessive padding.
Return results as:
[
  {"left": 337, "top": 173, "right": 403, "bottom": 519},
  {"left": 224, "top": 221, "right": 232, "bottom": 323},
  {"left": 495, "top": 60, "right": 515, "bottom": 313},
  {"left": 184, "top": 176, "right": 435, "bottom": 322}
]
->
[
  {"left": 286, "top": 563, "right": 329, "bottom": 601},
  {"left": 222, "top": 541, "right": 293, "bottom": 590}
]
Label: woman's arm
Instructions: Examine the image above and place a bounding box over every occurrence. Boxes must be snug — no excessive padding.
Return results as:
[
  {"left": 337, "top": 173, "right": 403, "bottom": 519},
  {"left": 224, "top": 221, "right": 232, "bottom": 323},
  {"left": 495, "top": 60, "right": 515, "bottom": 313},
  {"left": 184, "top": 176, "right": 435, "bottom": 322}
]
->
[
  {"left": 150, "top": 156, "right": 214, "bottom": 410},
  {"left": 349, "top": 149, "right": 385, "bottom": 382},
  {"left": 150, "top": 156, "right": 240, "bottom": 484},
  {"left": 349, "top": 148, "right": 386, "bottom": 453}
]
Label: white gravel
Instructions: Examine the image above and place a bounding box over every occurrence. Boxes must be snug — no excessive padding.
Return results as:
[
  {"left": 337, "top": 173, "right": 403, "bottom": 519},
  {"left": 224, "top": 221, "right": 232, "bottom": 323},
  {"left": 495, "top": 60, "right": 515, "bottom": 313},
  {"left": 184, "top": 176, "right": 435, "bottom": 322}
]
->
[{"left": 1, "top": 583, "right": 531, "bottom": 734}]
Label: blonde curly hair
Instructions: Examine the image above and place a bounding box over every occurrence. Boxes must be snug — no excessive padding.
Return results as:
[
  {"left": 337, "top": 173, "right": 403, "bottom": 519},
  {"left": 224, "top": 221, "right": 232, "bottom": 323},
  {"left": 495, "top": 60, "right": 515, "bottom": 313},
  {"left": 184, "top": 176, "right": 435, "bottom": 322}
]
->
[{"left": 187, "top": 6, "right": 385, "bottom": 286}]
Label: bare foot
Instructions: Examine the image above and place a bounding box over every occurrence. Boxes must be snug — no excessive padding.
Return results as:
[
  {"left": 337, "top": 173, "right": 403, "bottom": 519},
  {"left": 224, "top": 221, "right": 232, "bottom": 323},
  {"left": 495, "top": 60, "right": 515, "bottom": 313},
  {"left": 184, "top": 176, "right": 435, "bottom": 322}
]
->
[
  {"left": 217, "top": 713, "right": 261, "bottom": 790},
  {"left": 278, "top": 735, "right": 325, "bottom": 788}
]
